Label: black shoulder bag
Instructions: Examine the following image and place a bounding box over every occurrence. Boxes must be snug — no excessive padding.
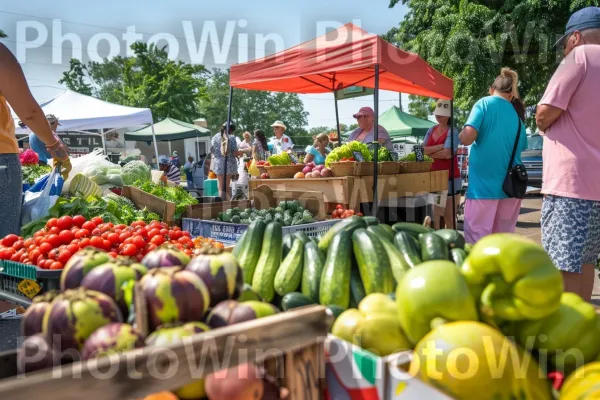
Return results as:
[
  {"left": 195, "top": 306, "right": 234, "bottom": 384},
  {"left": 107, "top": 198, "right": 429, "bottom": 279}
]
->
[{"left": 502, "top": 117, "right": 528, "bottom": 198}]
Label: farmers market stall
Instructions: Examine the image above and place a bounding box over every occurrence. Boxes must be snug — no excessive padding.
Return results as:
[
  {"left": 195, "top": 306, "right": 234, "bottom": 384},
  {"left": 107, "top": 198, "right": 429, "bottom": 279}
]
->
[{"left": 230, "top": 23, "right": 457, "bottom": 222}]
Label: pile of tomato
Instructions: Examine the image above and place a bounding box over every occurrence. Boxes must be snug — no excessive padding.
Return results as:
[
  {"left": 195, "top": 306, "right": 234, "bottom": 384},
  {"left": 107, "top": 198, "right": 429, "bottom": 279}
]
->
[
  {"left": 0, "top": 216, "right": 194, "bottom": 270},
  {"left": 331, "top": 204, "right": 363, "bottom": 219}
]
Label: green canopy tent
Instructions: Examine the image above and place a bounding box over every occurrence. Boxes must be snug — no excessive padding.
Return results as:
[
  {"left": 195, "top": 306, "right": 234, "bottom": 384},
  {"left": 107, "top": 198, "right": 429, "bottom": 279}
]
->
[
  {"left": 125, "top": 117, "right": 211, "bottom": 161},
  {"left": 378, "top": 106, "right": 435, "bottom": 139}
]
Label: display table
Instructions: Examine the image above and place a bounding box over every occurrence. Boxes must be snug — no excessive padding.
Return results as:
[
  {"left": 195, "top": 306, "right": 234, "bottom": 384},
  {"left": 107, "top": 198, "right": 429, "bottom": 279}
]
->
[{"left": 249, "top": 171, "right": 449, "bottom": 213}]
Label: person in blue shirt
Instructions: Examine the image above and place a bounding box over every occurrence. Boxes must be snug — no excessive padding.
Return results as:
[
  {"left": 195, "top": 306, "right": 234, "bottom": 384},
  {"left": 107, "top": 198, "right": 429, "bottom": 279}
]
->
[
  {"left": 304, "top": 133, "right": 330, "bottom": 165},
  {"left": 28, "top": 114, "right": 59, "bottom": 165},
  {"left": 459, "top": 68, "right": 527, "bottom": 244}
]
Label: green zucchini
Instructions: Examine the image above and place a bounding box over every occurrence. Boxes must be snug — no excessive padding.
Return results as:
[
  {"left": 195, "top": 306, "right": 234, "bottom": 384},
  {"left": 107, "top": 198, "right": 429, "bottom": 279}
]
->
[
  {"left": 251, "top": 222, "right": 283, "bottom": 302},
  {"left": 318, "top": 216, "right": 366, "bottom": 252},
  {"left": 394, "top": 232, "right": 422, "bottom": 269},
  {"left": 433, "top": 229, "right": 466, "bottom": 249},
  {"left": 391, "top": 222, "right": 434, "bottom": 238},
  {"left": 301, "top": 242, "right": 326, "bottom": 303},
  {"left": 319, "top": 231, "right": 352, "bottom": 308},
  {"left": 274, "top": 239, "right": 304, "bottom": 296},
  {"left": 281, "top": 292, "right": 315, "bottom": 311},
  {"left": 293, "top": 231, "right": 311, "bottom": 245},
  {"left": 236, "top": 220, "right": 267, "bottom": 284},
  {"left": 350, "top": 266, "right": 366, "bottom": 308},
  {"left": 362, "top": 216, "right": 380, "bottom": 226},
  {"left": 352, "top": 229, "right": 395, "bottom": 295},
  {"left": 380, "top": 237, "right": 410, "bottom": 283},
  {"left": 232, "top": 229, "right": 247, "bottom": 259},
  {"left": 419, "top": 232, "right": 449, "bottom": 261},
  {"left": 450, "top": 248, "right": 468, "bottom": 267},
  {"left": 367, "top": 225, "right": 395, "bottom": 243},
  {"left": 282, "top": 233, "right": 295, "bottom": 259}
]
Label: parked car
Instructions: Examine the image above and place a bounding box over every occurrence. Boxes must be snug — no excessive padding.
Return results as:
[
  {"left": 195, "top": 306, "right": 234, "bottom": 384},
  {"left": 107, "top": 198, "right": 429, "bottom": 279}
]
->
[{"left": 521, "top": 134, "right": 543, "bottom": 188}]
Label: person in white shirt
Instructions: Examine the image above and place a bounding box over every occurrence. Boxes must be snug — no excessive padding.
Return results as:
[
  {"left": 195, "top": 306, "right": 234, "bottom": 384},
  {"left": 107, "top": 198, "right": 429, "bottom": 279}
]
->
[{"left": 270, "top": 120, "right": 294, "bottom": 154}]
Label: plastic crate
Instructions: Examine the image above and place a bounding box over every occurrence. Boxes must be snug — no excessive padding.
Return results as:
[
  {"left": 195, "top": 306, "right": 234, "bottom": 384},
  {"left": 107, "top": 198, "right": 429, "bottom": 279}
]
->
[
  {"left": 0, "top": 261, "right": 61, "bottom": 306},
  {"left": 182, "top": 218, "right": 340, "bottom": 245}
]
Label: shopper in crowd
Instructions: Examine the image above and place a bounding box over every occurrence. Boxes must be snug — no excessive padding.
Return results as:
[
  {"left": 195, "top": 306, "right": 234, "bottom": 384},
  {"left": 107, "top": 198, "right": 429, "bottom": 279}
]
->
[
  {"left": 347, "top": 107, "right": 393, "bottom": 151},
  {"left": 159, "top": 155, "right": 181, "bottom": 185},
  {"left": 270, "top": 120, "right": 293, "bottom": 154},
  {"left": 236, "top": 131, "right": 253, "bottom": 192},
  {"left": 536, "top": 7, "right": 600, "bottom": 301},
  {"left": 0, "top": 44, "right": 71, "bottom": 237},
  {"left": 423, "top": 100, "right": 462, "bottom": 229},
  {"left": 28, "top": 114, "right": 60, "bottom": 166},
  {"left": 183, "top": 156, "right": 194, "bottom": 189},
  {"left": 304, "top": 133, "right": 330, "bottom": 166},
  {"left": 253, "top": 129, "right": 268, "bottom": 161},
  {"left": 170, "top": 151, "right": 180, "bottom": 168},
  {"left": 459, "top": 67, "right": 527, "bottom": 244},
  {"left": 211, "top": 121, "right": 240, "bottom": 200}
]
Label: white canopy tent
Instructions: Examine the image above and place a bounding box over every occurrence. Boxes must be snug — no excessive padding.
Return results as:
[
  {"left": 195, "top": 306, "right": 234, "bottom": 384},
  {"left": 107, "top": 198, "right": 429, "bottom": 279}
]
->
[{"left": 13, "top": 90, "right": 159, "bottom": 162}]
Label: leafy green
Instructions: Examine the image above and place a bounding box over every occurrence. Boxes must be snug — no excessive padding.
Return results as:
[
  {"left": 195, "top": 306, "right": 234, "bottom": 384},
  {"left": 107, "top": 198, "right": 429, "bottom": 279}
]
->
[
  {"left": 267, "top": 152, "right": 292, "bottom": 166},
  {"left": 400, "top": 153, "right": 434, "bottom": 162},
  {"left": 131, "top": 180, "right": 198, "bottom": 219},
  {"left": 22, "top": 165, "right": 51, "bottom": 185},
  {"left": 122, "top": 161, "right": 151, "bottom": 185},
  {"left": 325, "top": 141, "right": 373, "bottom": 167},
  {"left": 377, "top": 147, "right": 394, "bottom": 162}
]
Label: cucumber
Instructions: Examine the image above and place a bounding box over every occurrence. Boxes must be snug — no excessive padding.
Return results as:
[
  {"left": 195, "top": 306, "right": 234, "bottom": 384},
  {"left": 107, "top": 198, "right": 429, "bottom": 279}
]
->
[
  {"left": 380, "top": 237, "right": 410, "bottom": 283},
  {"left": 318, "top": 216, "right": 366, "bottom": 252},
  {"left": 450, "top": 248, "right": 468, "bottom": 267},
  {"left": 301, "top": 242, "right": 326, "bottom": 303},
  {"left": 281, "top": 292, "right": 315, "bottom": 311},
  {"left": 362, "top": 216, "right": 380, "bottom": 226},
  {"left": 232, "top": 229, "right": 247, "bottom": 259},
  {"left": 391, "top": 222, "right": 434, "bottom": 238},
  {"left": 282, "top": 233, "right": 295, "bottom": 259},
  {"left": 419, "top": 232, "right": 449, "bottom": 261},
  {"left": 293, "top": 231, "right": 311, "bottom": 245},
  {"left": 394, "top": 232, "right": 422, "bottom": 269},
  {"left": 367, "top": 225, "right": 394, "bottom": 243},
  {"left": 274, "top": 239, "right": 304, "bottom": 296},
  {"left": 236, "top": 220, "right": 267, "bottom": 284},
  {"left": 352, "top": 229, "right": 395, "bottom": 295},
  {"left": 350, "top": 266, "right": 366, "bottom": 308},
  {"left": 251, "top": 222, "right": 283, "bottom": 302},
  {"left": 434, "top": 229, "right": 466, "bottom": 249},
  {"left": 319, "top": 231, "right": 352, "bottom": 308}
]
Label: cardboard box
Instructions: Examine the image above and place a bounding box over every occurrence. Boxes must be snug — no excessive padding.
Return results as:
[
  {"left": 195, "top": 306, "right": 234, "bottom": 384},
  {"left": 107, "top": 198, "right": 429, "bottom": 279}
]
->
[
  {"left": 324, "top": 337, "right": 452, "bottom": 400},
  {"left": 122, "top": 186, "right": 177, "bottom": 225}
]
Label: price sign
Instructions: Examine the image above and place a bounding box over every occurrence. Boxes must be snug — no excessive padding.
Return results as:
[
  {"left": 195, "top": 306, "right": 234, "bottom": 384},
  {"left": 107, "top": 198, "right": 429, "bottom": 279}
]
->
[
  {"left": 18, "top": 279, "right": 41, "bottom": 299},
  {"left": 413, "top": 145, "right": 425, "bottom": 162},
  {"left": 352, "top": 151, "right": 365, "bottom": 162},
  {"left": 289, "top": 153, "right": 299, "bottom": 164},
  {"left": 390, "top": 152, "right": 399, "bottom": 161}
]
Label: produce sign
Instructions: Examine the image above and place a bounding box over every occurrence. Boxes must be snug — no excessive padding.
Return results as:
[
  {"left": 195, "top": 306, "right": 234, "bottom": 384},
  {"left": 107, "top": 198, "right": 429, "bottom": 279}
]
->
[
  {"left": 131, "top": 180, "right": 198, "bottom": 220},
  {"left": 216, "top": 201, "right": 315, "bottom": 226}
]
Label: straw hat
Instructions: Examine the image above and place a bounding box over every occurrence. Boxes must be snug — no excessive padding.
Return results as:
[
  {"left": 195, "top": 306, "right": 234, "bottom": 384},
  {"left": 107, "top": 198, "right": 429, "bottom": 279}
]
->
[{"left": 271, "top": 120, "right": 287, "bottom": 131}]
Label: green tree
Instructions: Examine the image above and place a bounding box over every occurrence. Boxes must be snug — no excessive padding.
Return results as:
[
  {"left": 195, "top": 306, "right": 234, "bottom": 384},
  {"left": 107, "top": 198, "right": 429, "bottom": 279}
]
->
[
  {"left": 308, "top": 126, "right": 333, "bottom": 136},
  {"left": 198, "top": 68, "right": 309, "bottom": 137},
  {"left": 386, "top": 0, "right": 600, "bottom": 130},
  {"left": 408, "top": 95, "right": 435, "bottom": 120},
  {"left": 0, "top": 30, "right": 7, "bottom": 38},
  {"left": 59, "top": 43, "right": 208, "bottom": 122}
]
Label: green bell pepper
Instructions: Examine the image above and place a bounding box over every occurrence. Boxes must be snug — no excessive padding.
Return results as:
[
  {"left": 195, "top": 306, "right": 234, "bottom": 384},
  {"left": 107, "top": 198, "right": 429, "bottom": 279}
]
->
[
  {"left": 396, "top": 260, "right": 479, "bottom": 345},
  {"left": 461, "top": 233, "right": 563, "bottom": 322},
  {"left": 515, "top": 292, "right": 600, "bottom": 375}
]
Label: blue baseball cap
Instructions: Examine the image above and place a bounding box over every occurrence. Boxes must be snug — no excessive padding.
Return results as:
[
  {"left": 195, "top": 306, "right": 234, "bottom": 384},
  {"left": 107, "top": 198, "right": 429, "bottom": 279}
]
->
[
  {"left": 555, "top": 7, "right": 600, "bottom": 47},
  {"left": 158, "top": 155, "right": 170, "bottom": 165}
]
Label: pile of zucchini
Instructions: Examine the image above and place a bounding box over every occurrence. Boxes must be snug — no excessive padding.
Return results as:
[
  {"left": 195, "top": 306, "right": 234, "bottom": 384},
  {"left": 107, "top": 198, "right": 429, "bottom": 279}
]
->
[{"left": 232, "top": 217, "right": 469, "bottom": 318}]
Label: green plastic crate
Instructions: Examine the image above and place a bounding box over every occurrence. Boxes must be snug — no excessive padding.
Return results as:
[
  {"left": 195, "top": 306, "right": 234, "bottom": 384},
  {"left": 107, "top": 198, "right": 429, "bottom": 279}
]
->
[{"left": 0, "top": 261, "right": 61, "bottom": 306}]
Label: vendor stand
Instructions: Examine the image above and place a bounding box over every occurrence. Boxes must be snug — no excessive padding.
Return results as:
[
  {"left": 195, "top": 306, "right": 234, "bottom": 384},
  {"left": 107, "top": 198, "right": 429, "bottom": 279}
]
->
[{"left": 229, "top": 23, "right": 456, "bottom": 225}]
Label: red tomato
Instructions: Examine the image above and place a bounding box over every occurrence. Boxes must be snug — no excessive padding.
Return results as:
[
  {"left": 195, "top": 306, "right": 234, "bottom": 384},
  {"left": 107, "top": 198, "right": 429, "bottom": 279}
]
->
[
  {"left": 57, "top": 216, "right": 73, "bottom": 230},
  {"left": 38, "top": 242, "right": 52, "bottom": 255},
  {"left": 107, "top": 233, "right": 120, "bottom": 245},
  {"left": 121, "top": 244, "right": 137, "bottom": 257},
  {"left": 57, "top": 250, "right": 72, "bottom": 265},
  {"left": 36, "top": 257, "right": 46, "bottom": 268},
  {"left": 150, "top": 235, "right": 164, "bottom": 246},
  {"left": 19, "top": 253, "right": 28, "bottom": 263},
  {"left": 145, "top": 243, "right": 157, "bottom": 253},
  {"left": 48, "top": 227, "right": 61, "bottom": 235},
  {"left": 159, "top": 228, "right": 169, "bottom": 236},
  {"left": 136, "top": 227, "right": 148, "bottom": 238},
  {"left": 118, "top": 232, "right": 132, "bottom": 242},
  {"left": 135, "top": 254, "right": 144, "bottom": 262},
  {"left": 34, "top": 236, "right": 43, "bottom": 247},
  {"left": 356, "top": 213, "right": 364, "bottom": 217},
  {"left": 66, "top": 244, "right": 79, "bottom": 254},
  {"left": 147, "top": 228, "right": 160, "bottom": 239},
  {"left": 170, "top": 230, "right": 182, "bottom": 240},
  {"left": 47, "top": 234, "right": 61, "bottom": 249},
  {"left": 23, "top": 238, "right": 35, "bottom": 248},
  {"left": 12, "top": 240, "right": 25, "bottom": 250},
  {"left": 181, "top": 231, "right": 191, "bottom": 238},
  {"left": 1, "top": 234, "right": 19, "bottom": 247},
  {"left": 75, "top": 229, "right": 90, "bottom": 240},
  {"left": 50, "top": 261, "right": 63, "bottom": 270},
  {"left": 105, "top": 222, "right": 114, "bottom": 230},
  {"left": 0, "top": 249, "right": 8, "bottom": 260},
  {"left": 115, "top": 224, "right": 127, "bottom": 231},
  {"left": 27, "top": 244, "right": 36, "bottom": 253},
  {"left": 28, "top": 249, "right": 41, "bottom": 263},
  {"left": 72, "top": 215, "right": 86, "bottom": 227},
  {"left": 91, "top": 217, "right": 104, "bottom": 226},
  {"left": 90, "top": 236, "right": 104, "bottom": 249},
  {"left": 82, "top": 221, "right": 97, "bottom": 231},
  {"left": 59, "top": 230, "right": 74, "bottom": 244},
  {"left": 48, "top": 249, "right": 60, "bottom": 261},
  {"left": 131, "top": 221, "right": 146, "bottom": 228},
  {"left": 102, "top": 240, "right": 112, "bottom": 251},
  {"left": 92, "top": 229, "right": 103, "bottom": 237},
  {"left": 10, "top": 253, "right": 20, "bottom": 262},
  {"left": 46, "top": 218, "right": 59, "bottom": 229},
  {"left": 108, "top": 252, "right": 118, "bottom": 258},
  {"left": 101, "top": 232, "right": 110, "bottom": 240},
  {"left": 336, "top": 204, "right": 344, "bottom": 210},
  {"left": 79, "top": 238, "right": 91, "bottom": 249},
  {"left": 132, "top": 236, "right": 145, "bottom": 249}
]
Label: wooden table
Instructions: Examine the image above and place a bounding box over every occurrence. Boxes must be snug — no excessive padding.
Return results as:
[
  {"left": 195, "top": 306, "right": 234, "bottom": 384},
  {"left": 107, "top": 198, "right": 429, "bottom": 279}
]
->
[{"left": 249, "top": 171, "right": 449, "bottom": 213}]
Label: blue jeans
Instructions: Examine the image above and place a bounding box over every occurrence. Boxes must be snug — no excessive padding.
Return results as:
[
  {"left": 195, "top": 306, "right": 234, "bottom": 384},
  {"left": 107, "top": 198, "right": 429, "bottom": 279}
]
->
[{"left": 0, "top": 154, "right": 22, "bottom": 237}]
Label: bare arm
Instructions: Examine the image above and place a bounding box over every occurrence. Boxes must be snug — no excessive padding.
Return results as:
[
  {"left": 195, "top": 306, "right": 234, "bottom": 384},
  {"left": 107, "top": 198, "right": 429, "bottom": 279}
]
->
[
  {"left": 431, "top": 149, "right": 452, "bottom": 159},
  {"left": 424, "top": 144, "right": 444, "bottom": 155},
  {"left": 459, "top": 126, "right": 478, "bottom": 146},
  {"left": 304, "top": 153, "right": 315, "bottom": 164},
  {"left": 0, "top": 44, "right": 55, "bottom": 145},
  {"left": 536, "top": 104, "right": 563, "bottom": 132}
]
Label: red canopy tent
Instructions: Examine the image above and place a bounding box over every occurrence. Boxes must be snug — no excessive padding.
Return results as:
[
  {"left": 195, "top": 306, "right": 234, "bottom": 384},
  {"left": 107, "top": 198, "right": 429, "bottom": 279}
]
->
[{"left": 226, "top": 23, "right": 456, "bottom": 223}]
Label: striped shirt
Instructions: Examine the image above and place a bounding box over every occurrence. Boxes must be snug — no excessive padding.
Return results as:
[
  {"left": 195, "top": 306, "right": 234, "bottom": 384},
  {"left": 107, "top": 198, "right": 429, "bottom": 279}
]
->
[{"left": 165, "top": 165, "right": 181, "bottom": 184}]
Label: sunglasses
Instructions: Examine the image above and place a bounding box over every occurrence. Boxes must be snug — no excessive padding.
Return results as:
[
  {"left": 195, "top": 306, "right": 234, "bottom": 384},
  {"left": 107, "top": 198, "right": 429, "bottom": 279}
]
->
[{"left": 356, "top": 115, "right": 368, "bottom": 120}]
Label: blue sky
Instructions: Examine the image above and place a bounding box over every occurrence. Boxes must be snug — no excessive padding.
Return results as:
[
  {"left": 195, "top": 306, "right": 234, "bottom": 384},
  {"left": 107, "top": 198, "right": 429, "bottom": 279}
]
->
[{"left": 0, "top": 0, "right": 411, "bottom": 128}]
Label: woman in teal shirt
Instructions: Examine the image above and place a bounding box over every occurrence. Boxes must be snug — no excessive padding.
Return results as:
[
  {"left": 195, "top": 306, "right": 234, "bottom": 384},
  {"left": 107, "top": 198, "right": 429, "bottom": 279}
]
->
[{"left": 304, "top": 133, "right": 330, "bottom": 165}]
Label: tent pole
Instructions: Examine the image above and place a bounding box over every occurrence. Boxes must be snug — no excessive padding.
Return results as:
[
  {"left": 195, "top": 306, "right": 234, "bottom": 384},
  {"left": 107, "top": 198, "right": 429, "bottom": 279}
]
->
[
  {"left": 334, "top": 93, "right": 341, "bottom": 145},
  {"left": 223, "top": 86, "right": 234, "bottom": 201},
  {"left": 450, "top": 100, "right": 456, "bottom": 230},
  {"left": 101, "top": 128, "right": 107, "bottom": 155},
  {"left": 195, "top": 133, "right": 200, "bottom": 163},
  {"left": 151, "top": 123, "right": 160, "bottom": 168},
  {"left": 372, "top": 64, "right": 380, "bottom": 218},
  {"left": 168, "top": 141, "right": 172, "bottom": 156}
]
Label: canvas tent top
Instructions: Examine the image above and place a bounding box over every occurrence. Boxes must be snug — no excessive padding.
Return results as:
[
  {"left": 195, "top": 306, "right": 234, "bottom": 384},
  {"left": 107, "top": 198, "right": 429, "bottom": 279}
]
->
[
  {"left": 125, "top": 118, "right": 211, "bottom": 142},
  {"left": 379, "top": 106, "right": 435, "bottom": 138},
  {"left": 230, "top": 23, "right": 453, "bottom": 99}
]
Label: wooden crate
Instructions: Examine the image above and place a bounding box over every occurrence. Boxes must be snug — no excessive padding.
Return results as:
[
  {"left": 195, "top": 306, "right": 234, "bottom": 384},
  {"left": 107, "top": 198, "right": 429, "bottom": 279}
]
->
[
  {"left": 253, "top": 185, "right": 327, "bottom": 221},
  {"left": 122, "top": 186, "right": 177, "bottom": 225},
  {"left": 184, "top": 200, "right": 251, "bottom": 220},
  {"left": 0, "top": 306, "right": 330, "bottom": 400}
]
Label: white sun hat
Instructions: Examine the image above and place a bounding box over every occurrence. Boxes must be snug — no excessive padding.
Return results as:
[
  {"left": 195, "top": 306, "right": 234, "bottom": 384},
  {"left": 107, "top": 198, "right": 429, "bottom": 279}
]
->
[
  {"left": 434, "top": 100, "right": 451, "bottom": 117},
  {"left": 271, "top": 120, "right": 287, "bottom": 130}
]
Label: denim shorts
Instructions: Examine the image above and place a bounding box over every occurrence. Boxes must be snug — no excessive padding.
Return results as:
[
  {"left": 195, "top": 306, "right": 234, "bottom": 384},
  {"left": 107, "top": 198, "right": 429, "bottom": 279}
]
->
[{"left": 541, "top": 195, "right": 600, "bottom": 273}]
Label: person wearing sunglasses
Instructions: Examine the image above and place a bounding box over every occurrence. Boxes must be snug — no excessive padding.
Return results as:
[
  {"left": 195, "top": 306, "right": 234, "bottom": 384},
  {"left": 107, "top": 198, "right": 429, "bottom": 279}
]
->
[
  {"left": 0, "top": 44, "right": 71, "bottom": 237},
  {"left": 536, "top": 7, "right": 600, "bottom": 301},
  {"left": 347, "top": 107, "right": 393, "bottom": 150}
]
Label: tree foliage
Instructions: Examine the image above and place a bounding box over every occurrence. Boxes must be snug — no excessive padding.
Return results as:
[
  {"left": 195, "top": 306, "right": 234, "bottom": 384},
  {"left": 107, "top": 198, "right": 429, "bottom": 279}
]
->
[
  {"left": 59, "top": 43, "right": 208, "bottom": 122},
  {"left": 0, "top": 30, "right": 7, "bottom": 39},
  {"left": 198, "top": 68, "right": 309, "bottom": 136},
  {"left": 387, "top": 0, "right": 600, "bottom": 130}
]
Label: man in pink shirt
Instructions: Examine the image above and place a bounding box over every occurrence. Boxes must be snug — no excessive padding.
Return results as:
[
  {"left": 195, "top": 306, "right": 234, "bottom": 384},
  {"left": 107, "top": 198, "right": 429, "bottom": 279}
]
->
[{"left": 537, "top": 6, "right": 600, "bottom": 301}]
